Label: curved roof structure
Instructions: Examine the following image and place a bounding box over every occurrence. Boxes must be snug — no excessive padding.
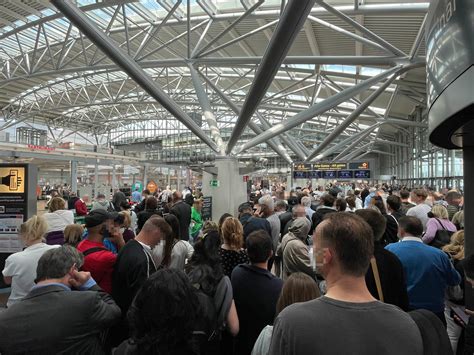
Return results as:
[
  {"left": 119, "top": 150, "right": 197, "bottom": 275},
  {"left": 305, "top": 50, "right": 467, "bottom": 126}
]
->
[{"left": 0, "top": 0, "right": 429, "bottom": 164}]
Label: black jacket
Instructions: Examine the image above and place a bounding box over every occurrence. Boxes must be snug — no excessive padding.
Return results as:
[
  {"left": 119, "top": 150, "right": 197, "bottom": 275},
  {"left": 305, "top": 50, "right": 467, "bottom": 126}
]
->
[
  {"left": 170, "top": 201, "right": 192, "bottom": 241},
  {"left": 365, "top": 243, "right": 409, "bottom": 311},
  {"left": 311, "top": 207, "right": 337, "bottom": 230},
  {"left": 0, "top": 284, "right": 120, "bottom": 354}
]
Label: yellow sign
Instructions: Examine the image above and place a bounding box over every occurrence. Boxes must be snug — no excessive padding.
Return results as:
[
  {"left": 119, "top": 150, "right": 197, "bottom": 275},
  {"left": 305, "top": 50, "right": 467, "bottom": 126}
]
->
[
  {"left": 313, "top": 163, "right": 348, "bottom": 170},
  {"left": 146, "top": 180, "right": 158, "bottom": 194},
  {"left": 0, "top": 167, "right": 25, "bottom": 193}
]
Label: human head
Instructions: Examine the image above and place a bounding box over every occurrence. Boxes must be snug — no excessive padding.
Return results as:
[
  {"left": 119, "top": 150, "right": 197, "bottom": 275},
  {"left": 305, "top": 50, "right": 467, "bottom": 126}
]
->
[
  {"left": 446, "top": 190, "right": 462, "bottom": 206},
  {"left": 119, "top": 211, "right": 131, "bottom": 229},
  {"left": 202, "top": 220, "right": 219, "bottom": 235},
  {"left": 292, "top": 204, "right": 306, "bottom": 218},
  {"left": 346, "top": 196, "right": 356, "bottom": 210},
  {"left": 371, "top": 196, "right": 387, "bottom": 214},
  {"left": 36, "top": 245, "right": 84, "bottom": 283},
  {"left": 399, "top": 189, "right": 410, "bottom": 200},
  {"left": 218, "top": 212, "right": 233, "bottom": 232},
  {"left": 238, "top": 203, "right": 253, "bottom": 217},
  {"left": 355, "top": 209, "right": 386, "bottom": 242},
  {"left": 276, "top": 272, "right": 320, "bottom": 315},
  {"left": 193, "top": 198, "right": 203, "bottom": 211},
  {"left": 96, "top": 193, "right": 106, "bottom": 200},
  {"left": 20, "top": 215, "right": 48, "bottom": 245},
  {"left": 411, "top": 189, "right": 428, "bottom": 204},
  {"left": 246, "top": 230, "right": 272, "bottom": 264},
  {"left": 172, "top": 191, "right": 182, "bottom": 203},
  {"left": 288, "top": 217, "right": 311, "bottom": 241},
  {"left": 48, "top": 197, "right": 67, "bottom": 212},
  {"left": 314, "top": 213, "right": 373, "bottom": 278},
  {"left": 386, "top": 195, "right": 401, "bottom": 212},
  {"left": 142, "top": 189, "right": 150, "bottom": 197},
  {"left": 144, "top": 196, "right": 158, "bottom": 211},
  {"left": 430, "top": 205, "right": 449, "bottom": 219},
  {"left": 301, "top": 196, "right": 311, "bottom": 208},
  {"left": 128, "top": 269, "right": 199, "bottom": 353},
  {"left": 139, "top": 216, "right": 172, "bottom": 248},
  {"left": 258, "top": 194, "right": 274, "bottom": 212},
  {"left": 85, "top": 209, "right": 118, "bottom": 235},
  {"left": 442, "top": 230, "right": 464, "bottom": 260},
  {"left": 82, "top": 194, "right": 90, "bottom": 203},
  {"left": 275, "top": 200, "right": 287, "bottom": 212},
  {"left": 320, "top": 193, "right": 335, "bottom": 208},
  {"left": 63, "top": 224, "right": 84, "bottom": 247},
  {"left": 221, "top": 217, "right": 244, "bottom": 249},
  {"left": 335, "top": 198, "right": 347, "bottom": 212},
  {"left": 398, "top": 216, "right": 423, "bottom": 238}
]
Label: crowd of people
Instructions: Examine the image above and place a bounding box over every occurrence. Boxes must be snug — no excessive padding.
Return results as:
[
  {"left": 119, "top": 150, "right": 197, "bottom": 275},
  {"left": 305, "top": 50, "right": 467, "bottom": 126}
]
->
[{"left": 0, "top": 181, "right": 472, "bottom": 355}]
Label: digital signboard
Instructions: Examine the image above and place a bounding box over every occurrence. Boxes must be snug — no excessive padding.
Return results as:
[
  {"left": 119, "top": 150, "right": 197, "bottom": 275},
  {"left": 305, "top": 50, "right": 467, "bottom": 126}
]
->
[
  {"left": 337, "top": 170, "right": 354, "bottom": 179},
  {"left": 354, "top": 170, "right": 371, "bottom": 179},
  {"left": 309, "top": 171, "right": 322, "bottom": 179},
  {"left": 323, "top": 171, "right": 337, "bottom": 179},
  {"left": 348, "top": 162, "right": 369, "bottom": 170},
  {"left": 294, "top": 171, "right": 308, "bottom": 179}
]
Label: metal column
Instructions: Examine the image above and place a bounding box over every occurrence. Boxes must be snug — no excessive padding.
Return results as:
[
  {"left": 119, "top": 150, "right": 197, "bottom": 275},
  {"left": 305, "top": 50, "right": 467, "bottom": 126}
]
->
[
  {"left": 70, "top": 160, "right": 77, "bottom": 194},
  {"left": 143, "top": 164, "right": 148, "bottom": 186},
  {"left": 94, "top": 161, "right": 99, "bottom": 198},
  {"left": 112, "top": 165, "right": 116, "bottom": 191}
]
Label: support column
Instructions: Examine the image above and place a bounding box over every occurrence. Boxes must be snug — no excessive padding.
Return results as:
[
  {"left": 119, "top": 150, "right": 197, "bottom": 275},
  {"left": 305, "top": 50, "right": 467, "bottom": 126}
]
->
[
  {"left": 112, "top": 165, "right": 117, "bottom": 191},
  {"left": 143, "top": 164, "right": 148, "bottom": 187},
  {"left": 201, "top": 157, "right": 247, "bottom": 218},
  {"left": 94, "top": 161, "right": 99, "bottom": 198},
  {"left": 71, "top": 160, "right": 77, "bottom": 194}
]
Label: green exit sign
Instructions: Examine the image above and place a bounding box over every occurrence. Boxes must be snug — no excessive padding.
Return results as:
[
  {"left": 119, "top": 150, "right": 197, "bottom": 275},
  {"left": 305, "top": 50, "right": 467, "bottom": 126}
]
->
[{"left": 209, "top": 179, "right": 220, "bottom": 187}]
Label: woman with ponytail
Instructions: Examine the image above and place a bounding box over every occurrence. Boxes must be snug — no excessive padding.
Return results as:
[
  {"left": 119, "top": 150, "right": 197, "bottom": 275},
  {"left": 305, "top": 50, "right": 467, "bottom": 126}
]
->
[
  {"left": 2, "top": 215, "right": 59, "bottom": 307},
  {"left": 218, "top": 217, "right": 249, "bottom": 277}
]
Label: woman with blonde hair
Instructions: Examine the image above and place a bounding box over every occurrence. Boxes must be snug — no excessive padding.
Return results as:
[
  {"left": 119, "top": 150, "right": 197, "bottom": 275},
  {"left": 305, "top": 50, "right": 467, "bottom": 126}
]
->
[
  {"left": 443, "top": 230, "right": 464, "bottom": 261},
  {"left": 1, "top": 215, "right": 59, "bottom": 307},
  {"left": 119, "top": 211, "right": 135, "bottom": 243},
  {"left": 218, "top": 217, "right": 249, "bottom": 277},
  {"left": 422, "top": 204, "right": 457, "bottom": 247},
  {"left": 63, "top": 224, "right": 84, "bottom": 247},
  {"left": 252, "top": 272, "right": 320, "bottom": 355},
  {"left": 43, "top": 196, "right": 74, "bottom": 245}
]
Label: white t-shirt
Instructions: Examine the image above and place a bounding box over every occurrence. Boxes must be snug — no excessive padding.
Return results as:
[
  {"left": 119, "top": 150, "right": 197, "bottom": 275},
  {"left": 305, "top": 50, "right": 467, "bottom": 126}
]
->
[
  {"left": 2, "top": 243, "right": 60, "bottom": 307},
  {"left": 406, "top": 203, "right": 432, "bottom": 231},
  {"left": 43, "top": 210, "right": 74, "bottom": 233}
]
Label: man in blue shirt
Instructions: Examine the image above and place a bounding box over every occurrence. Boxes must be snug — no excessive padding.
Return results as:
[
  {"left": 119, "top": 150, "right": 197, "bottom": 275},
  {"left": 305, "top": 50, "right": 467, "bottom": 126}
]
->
[
  {"left": 131, "top": 188, "right": 142, "bottom": 204},
  {"left": 386, "top": 216, "right": 461, "bottom": 324}
]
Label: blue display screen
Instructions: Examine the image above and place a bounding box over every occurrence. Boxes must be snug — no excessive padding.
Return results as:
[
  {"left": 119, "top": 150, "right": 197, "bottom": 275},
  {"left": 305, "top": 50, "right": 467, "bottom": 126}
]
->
[
  {"left": 294, "top": 171, "right": 308, "bottom": 179},
  {"left": 323, "top": 171, "right": 337, "bottom": 179},
  {"left": 309, "top": 171, "right": 322, "bottom": 178},
  {"left": 354, "top": 170, "right": 371, "bottom": 178},
  {"left": 337, "top": 170, "right": 354, "bottom": 179}
]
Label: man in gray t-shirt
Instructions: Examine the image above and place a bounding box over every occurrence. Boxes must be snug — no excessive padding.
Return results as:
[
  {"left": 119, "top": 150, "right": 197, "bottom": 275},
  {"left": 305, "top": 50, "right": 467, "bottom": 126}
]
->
[{"left": 269, "top": 212, "right": 423, "bottom": 355}]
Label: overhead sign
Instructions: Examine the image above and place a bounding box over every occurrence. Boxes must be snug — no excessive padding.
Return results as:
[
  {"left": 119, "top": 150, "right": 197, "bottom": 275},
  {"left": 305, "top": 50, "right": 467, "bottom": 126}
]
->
[
  {"left": 313, "top": 163, "right": 347, "bottom": 170},
  {"left": 337, "top": 170, "right": 354, "bottom": 179},
  {"left": 0, "top": 167, "right": 25, "bottom": 194},
  {"left": 348, "top": 162, "right": 369, "bottom": 170},
  {"left": 294, "top": 163, "right": 313, "bottom": 171},
  {"left": 354, "top": 170, "right": 371, "bottom": 179},
  {"left": 27, "top": 144, "right": 55, "bottom": 152},
  {"left": 209, "top": 180, "right": 220, "bottom": 187}
]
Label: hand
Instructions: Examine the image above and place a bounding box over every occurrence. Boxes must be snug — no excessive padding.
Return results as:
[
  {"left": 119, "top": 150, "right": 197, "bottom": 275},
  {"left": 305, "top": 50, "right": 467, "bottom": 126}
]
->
[
  {"left": 69, "top": 270, "right": 91, "bottom": 288},
  {"left": 466, "top": 309, "right": 474, "bottom": 316}
]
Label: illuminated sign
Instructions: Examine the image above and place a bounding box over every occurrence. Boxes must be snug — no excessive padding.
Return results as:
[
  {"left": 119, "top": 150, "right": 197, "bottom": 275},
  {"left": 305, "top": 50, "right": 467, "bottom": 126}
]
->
[
  {"left": 293, "top": 171, "right": 308, "bottom": 179},
  {"left": 27, "top": 144, "right": 55, "bottom": 152},
  {"left": 312, "top": 163, "right": 347, "bottom": 170},
  {"left": 337, "top": 170, "right": 354, "bottom": 179},
  {"left": 309, "top": 171, "right": 322, "bottom": 179},
  {"left": 0, "top": 167, "right": 25, "bottom": 194},
  {"left": 354, "top": 170, "right": 371, "bottom": 179},
  {"left": 323, "top": 171, "right": 337, "bottom": 179},
  {"left": 348, "top": 162, "right": 369, "bottom": 170},
  {"left": 294, "top": 164, "right": 313, "bottom": 172}
]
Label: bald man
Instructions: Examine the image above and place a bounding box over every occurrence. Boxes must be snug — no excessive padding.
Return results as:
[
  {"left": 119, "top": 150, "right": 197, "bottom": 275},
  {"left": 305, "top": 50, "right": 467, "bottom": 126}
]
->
[{"left": 170, "top": 191, "right": 192, "bottom": 241}]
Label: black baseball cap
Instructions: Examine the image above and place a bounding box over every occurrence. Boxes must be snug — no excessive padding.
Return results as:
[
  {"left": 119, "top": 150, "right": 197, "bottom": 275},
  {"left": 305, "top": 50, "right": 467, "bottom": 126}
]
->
[{"left": 85, "top": 209, "right": 118, "bottom": 228}]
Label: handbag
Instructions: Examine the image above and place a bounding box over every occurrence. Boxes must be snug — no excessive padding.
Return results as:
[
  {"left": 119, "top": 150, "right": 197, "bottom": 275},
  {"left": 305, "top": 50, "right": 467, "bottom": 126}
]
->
[{"left": 429, "top": 218, "right": 454, "bottom": 249}]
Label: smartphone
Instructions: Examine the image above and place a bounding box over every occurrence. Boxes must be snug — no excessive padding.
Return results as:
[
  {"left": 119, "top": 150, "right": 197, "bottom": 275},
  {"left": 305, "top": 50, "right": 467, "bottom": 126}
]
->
[{"left": 449, "top": 302, "right": 470, "bottom": 325}]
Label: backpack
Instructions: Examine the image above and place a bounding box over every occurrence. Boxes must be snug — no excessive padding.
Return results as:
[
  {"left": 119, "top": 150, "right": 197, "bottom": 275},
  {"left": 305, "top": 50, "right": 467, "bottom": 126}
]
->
[{"left": 429, "top": 218, "right": 454, "bottom": 249}]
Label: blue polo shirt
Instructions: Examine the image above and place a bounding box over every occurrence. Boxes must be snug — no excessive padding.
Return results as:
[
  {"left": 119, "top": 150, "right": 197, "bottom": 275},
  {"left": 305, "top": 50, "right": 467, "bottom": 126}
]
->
[{"left": 386, "top": 237, "right": 461, "bottom": 313}]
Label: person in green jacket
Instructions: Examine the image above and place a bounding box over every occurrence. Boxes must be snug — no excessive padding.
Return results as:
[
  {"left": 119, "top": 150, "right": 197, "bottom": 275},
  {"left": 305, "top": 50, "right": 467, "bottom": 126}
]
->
[{"left": 190, "top": 198, "right": 203, "bottom": 240}]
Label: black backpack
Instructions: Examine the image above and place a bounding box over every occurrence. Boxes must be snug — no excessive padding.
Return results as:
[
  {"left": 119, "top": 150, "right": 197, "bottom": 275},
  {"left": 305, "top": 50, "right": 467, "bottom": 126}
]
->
[{"left": 429, "top": 218, "right": 454, "bottom": 249}]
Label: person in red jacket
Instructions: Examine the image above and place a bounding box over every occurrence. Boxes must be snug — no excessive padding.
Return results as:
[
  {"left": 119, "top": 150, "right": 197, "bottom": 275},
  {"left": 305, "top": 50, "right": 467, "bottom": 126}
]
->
[{"left": 75, "top": 195, "right": 89, "bottom": 216}]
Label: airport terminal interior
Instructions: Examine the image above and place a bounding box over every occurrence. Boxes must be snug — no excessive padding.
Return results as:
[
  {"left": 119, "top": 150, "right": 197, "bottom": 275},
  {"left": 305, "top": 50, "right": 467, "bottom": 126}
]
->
[{"left": 0, "top": 0, "right": 473, "bottom": 354}]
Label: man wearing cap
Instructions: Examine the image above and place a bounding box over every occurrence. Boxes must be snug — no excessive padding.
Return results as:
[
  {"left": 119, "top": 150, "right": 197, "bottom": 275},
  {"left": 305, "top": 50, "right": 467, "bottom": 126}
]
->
[
  {"left": 238, "top": 202, "right": 272, "bottom": 243},
  {"left": 77, "top": 210, "right": 125, "bottom": 294}
]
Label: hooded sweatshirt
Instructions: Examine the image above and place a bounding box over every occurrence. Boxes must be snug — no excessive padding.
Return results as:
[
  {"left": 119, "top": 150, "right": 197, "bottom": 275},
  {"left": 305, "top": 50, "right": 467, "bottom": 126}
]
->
[
  {"left": 276, "top": 217, "right": 314, "bottom": 280},
  {"left": 91, "top": 200, "right": 112, "bottom": 212}
]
